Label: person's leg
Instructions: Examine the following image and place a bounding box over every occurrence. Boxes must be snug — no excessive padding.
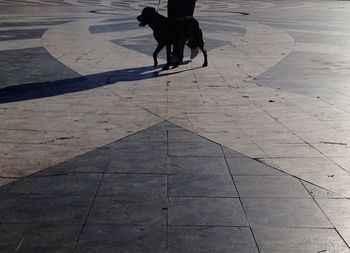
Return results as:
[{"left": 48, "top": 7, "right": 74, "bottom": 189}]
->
[
  {"left": 185, "top": 0, "right": 199, "bottom": 58},
  {"left": 167, "top": 0, "right": 176, "bottom": 18},
  {"left": 185, "top": 0, "right": 196, "bottom": 16}
]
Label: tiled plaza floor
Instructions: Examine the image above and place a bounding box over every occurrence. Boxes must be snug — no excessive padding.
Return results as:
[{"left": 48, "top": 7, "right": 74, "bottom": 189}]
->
[{"left": 0, "top": 0, "right": 350, "bottom": 252}]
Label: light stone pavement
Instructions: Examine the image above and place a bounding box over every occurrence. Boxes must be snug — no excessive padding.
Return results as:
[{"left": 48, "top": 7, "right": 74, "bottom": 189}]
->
[{"left": 0, "top": 0, "right": 350, "bottom": 252}]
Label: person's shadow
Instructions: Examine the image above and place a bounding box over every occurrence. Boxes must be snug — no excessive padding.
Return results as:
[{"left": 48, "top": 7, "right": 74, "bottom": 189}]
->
[{"left": 0, "top": 62, "right": 195, "bottom": 104}]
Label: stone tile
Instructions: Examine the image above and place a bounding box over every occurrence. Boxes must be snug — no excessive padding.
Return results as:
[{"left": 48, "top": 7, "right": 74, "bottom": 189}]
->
[
  {"left": 316, "top": 199, "right": 350, "bottom": 227},
  {"left": 264, "top": 158, "right": 348, "bottom": 176},
  {"left": 87, "top": 196, "right": 167, "bottom": 225},
  {"left": 300, "top": 175, "right": 350, "bottom": 198},
  {"left": 312, "top": 143, "right": 350, "bottom": 158},
  {"left": 107, "top": 142, "right": 167, "bottom": 173},
  {"left": 242, "top": 198, "right": 331, "bottom": 228},
  {"left": 168, "top": 226, "right": 259, "bottom": 253},
  {"left": 0, "top": 173, "right": 102, "bottom": 195},
  {"left": 168, "top": 130, "right": 209, "bottom": 143},
  {"left": 168, "top": 174, "right": 237, "bottom": 197},
  {"left": 302, "top": 181, "right": 343, "bottom": 199},
  {"left": 0, "top": 29, "right": 47, "bottom": 41},
  {"left": 42, "top": 149, "right": 110, "bottom": 174},
  {"left": 0, "top": 195, "right": 92, "bottom": 224},
  {"left": 253, "top": 227, "right": 350, "bottom": 253},
  {"left": 0, "top": 224, "right": 81, "bottom": 253},
  {"left": 259, "top": 144, "right": 324, "bottom": 158},
  {"left": 235, "top": 176, "right": 310, "bottom": 198},
  {"left": 107, "top": 141, "right": 167, "bottom": 155},
  {"left": 168, "top": 142, "right": 223, "bottom": 157},
  {"left": 227, "top": 157, "right": 282, "bottom": 175},
  {"left": 338, "top": 228, "right": 350, "bottom": 246},
  {"left": 167, "top": 156, "right": 229, "bottom": 175},
  {"left": 168, "top": 197, "right": 247, "bottom": 226},
  {"left": 332, "top": 158, "right": 350, "bottom": 173},
  {"left": 107, "top": 154, "right": 167, "bottom": 174},
  {"left": 149, "top": 121, "right": 183, "bottom": 131},
  {"left": 76, "top": 224, "right": 165, "bottom": 253},
  {"left": 0, "top": 178, "right": 14, "bottom": 187},
  {"left": 98, "top": 174, "right": 167, "bottom": 199},
  {"left": 222, "top": 146, "right": 245, "bottom": 158},
  {"left": 120, "top": 128, "right": 167, "bottom": 143},
  {"left": 0, "top": 47, "right": 79, "bottom": 88}
]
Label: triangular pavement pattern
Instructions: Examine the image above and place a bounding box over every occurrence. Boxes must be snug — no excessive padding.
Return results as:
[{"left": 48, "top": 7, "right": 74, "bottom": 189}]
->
[{"left": 0, "top": 121, "right": 346, "bottom": 252}]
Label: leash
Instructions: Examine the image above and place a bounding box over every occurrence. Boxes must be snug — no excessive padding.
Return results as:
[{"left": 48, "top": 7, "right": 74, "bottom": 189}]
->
[{"left": 156, "top": 0, "right": 161, "bottom": 12}]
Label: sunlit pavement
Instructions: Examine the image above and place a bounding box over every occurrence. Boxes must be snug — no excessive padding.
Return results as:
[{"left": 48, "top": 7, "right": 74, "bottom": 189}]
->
[{"left": 0, "top": 0, "right": 350, "bottom": 252}]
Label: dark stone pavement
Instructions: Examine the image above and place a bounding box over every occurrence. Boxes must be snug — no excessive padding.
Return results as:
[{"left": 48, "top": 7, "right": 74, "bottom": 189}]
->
[{"left": 0, "top": 121, "right": 348, "bottom": 252}]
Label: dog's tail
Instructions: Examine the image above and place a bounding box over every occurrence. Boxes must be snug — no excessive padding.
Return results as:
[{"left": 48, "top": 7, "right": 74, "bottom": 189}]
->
[{"left": 191, "top": 22, "right": 205, "bottom": 48}]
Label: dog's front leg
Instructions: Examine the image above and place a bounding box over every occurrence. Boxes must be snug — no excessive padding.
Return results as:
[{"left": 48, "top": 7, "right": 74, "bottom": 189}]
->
[
  {"left": 153, "top": 43, "right": 164, "bottom": 67},
  {"left": 162, "top": 44, "right": 172, "bottom": 70}
]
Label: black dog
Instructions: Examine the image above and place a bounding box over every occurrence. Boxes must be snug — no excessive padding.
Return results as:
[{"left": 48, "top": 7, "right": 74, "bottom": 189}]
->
[{"left": 137, "top": 7, "right": 208, "bottom": 70}]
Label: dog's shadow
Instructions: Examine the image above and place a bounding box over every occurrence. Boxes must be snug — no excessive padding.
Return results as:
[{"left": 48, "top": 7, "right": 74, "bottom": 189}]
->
[{"left": 0, "top": 63, "right": 199, "bottom": 103}]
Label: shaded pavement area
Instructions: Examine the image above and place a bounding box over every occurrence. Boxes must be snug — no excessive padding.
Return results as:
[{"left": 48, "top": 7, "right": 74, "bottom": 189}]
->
[{"left": 1, "top": 121, "right": 348, "bottom": 252}]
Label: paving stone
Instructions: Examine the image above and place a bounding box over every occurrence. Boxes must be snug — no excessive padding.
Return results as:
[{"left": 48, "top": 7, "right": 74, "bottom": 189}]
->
[
  {"left": 316, "top": 199, "right": 350, "bottom": 227},
  {"left": 259, "top": 144, "right": 324, "bottom": 158},
  {"left": 253, "top": 227, "right": 350, "bottom": 253},
  {"left": 123, "top": 131, "right": 167, "bottom": 143},
  {"left": 120, "top": 128, "right": 167, "bottom": 143},
  {"left": 87, "top": 196, "right": 167, "bottom": 225},
  {"left": 168, "top": 174, "right": 237, "bottom": 197},
  {"left": 222, "top": 147, "right": 245, "bottom": 158},
  {"left": 167, "top": 156, "right": 229, "bottom": 175},
  {"left": 235, "top": 176, "right": 310, "bottom": 198},
  {"left": 168, "top": 197, "right": 248, "bottom": 226},
  {"left": 42, "top": 149, "right": 110, "bottom": 174},
  {"left": 149, "top": 121, "right": 183, "bottom": 131},
  {"left": 0, "top": 21, "right": 70, "bottom": 27},
  {"left": 227, "top": 157, "right": 282, "bottom": 175},
  {"left": 242, "top": 198, "right": 331, "bottom": 228},
  {"left": 265, "top": 158, "right": 348, "bottom": 176},
  {"left": 168, "top": 226, "right": 259, "bottom": 253},
  {"left": 302, "top": 181, "right": 343, "bottom": 199},
  {"left": 107, "top": 154, "right": 168, "bottom": 174},
  {"left": 76, "top": 224, "right": 165, "bottom": 253},
  {"left": 98, "top": 174, "right": 167, "bottom": 199},
  {"left": 168, "top": 130, "right": 209, "bottom": 143},
  {"left": 168, "top": 142, "right": 223, "bottom": 157},
  {"left": 0, "top": 224, "right": 80, "bottom": 253},
  {"left": 0, "top": 47, "right": 79, "bottom": 89},
  {"left": 0, "top": 29, "right": 47, "bottom": 41},
  {"left": 0, "top": 178, "right": 14, "bottom": 187},
  {"left": 107, "top": 142, "right": 167, "bottom": 173},
  {"left": 338, "top": 228, "right": 350, "bottom": 247},
  {"left": 107, "top": 141, "right": 167, "bottom": 154},
  {"left": 0, "top": 195, "right": 92, "bottom": 224},
  {"left": 90, "top": 22, "right": 141, "bottom": 34},
  {"left": 0, "top": 173, "right": 102, "bottom": 195},
  {"left": 300, "top": 175, "right": 350, "bottom": 198}
]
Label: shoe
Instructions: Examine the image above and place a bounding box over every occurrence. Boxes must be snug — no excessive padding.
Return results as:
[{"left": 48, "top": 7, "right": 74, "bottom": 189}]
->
[{"left": 190, "top": 47, "right": 199, "bottom": 59}]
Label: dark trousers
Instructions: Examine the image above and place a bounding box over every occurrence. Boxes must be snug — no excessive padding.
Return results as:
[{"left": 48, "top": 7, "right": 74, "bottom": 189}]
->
[
  {"left": 167, "top": 0, "right": 197, "bottom": 50},
  {"left": 168, "top": 0, "right": 196, "bottom": 18}
]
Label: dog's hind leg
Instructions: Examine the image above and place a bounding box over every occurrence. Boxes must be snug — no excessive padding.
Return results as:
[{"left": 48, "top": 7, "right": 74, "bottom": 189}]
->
[
  {"left": 153, "top": 43, "right": 164, "bottom": 67},
  {"left": 194, "top": 25, "right": 208, "bottom": 67},
  {"left": 173, "top": 41, "right": 186, "bottom": 68},
  {"left": 162, "top": 44, "right": 172, "bottom": 70},
  {"left": 199, "top": 43, "right": 208, "bottom": 67}
]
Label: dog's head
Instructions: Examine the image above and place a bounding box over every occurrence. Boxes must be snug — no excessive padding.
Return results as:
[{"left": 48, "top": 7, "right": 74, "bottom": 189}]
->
[{"left": 137, "top": 7, "right": 157, "bottom": 27}]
